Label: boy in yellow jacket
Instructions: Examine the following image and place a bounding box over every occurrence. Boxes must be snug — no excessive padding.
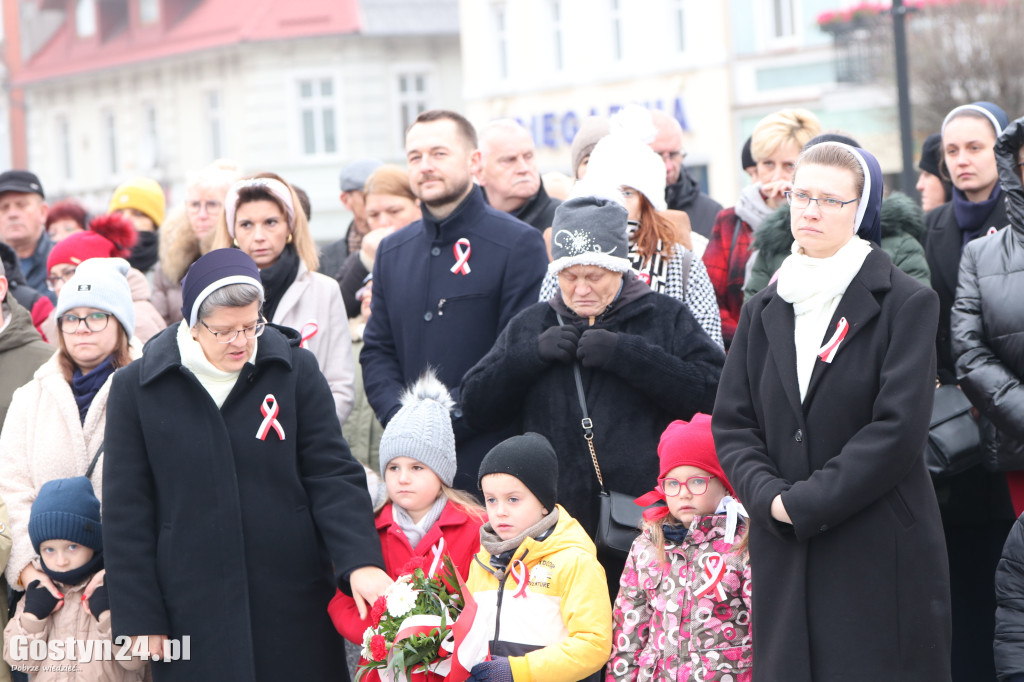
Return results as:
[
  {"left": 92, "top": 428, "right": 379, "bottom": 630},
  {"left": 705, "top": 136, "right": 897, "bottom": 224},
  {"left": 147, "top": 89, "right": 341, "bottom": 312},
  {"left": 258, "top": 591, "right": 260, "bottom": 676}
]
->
[{"left": 466, "top": 433, "right": 612, "bottom": 682}]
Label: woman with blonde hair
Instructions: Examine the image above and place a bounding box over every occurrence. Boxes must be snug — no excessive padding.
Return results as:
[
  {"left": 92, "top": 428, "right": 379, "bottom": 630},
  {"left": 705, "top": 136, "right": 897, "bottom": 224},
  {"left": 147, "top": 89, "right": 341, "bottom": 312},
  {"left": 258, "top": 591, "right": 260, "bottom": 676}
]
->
[
  {"left": 151, "top": 159, "right": 242, "bottom": 325},
  {"left": 703, "top": 108, "right": 821, "bottom": 347},
  {"left": 213, "top": 172, "right": 356, "bottom": 426}
]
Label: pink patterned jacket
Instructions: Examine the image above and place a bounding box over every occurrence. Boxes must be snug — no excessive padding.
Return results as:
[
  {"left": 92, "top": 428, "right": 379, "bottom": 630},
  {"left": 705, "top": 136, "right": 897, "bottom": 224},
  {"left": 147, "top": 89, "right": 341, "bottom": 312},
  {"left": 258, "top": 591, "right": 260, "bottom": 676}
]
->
[{"left": 606, "top": 510, "right": 752, "bottom": 682}]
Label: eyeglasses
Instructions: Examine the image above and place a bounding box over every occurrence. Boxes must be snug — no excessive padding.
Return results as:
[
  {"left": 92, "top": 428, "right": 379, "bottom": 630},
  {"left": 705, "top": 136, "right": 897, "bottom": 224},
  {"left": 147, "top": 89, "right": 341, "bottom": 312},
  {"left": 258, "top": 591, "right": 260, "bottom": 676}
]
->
[
  {"left": 198, "top": 319, "right": 266, "bottom": 344},
  {"left": 46, "top": 268, "right": 76, "bottom": 291},
  {"left": 58, "top": 312, "right": 111, "bottom": 333},
  {"left": 785, "top": 191, "right": 858, "bottom": 213},
  {"left": 659, "top": 475, "right": 717, "bottom": 497},
  {"left": 655, "top": 150, "right": 686, "bottom": 163},
  {"left": 186, "top": 200, "right": 223, "bottom": 215}
]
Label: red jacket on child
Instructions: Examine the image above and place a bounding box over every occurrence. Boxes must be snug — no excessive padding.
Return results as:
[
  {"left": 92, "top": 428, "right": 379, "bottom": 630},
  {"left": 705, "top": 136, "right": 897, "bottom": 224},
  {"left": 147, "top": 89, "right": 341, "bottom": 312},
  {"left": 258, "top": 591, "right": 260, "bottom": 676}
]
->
[{"left": 328, "top": 500, "right": 484, "bottom": 681}]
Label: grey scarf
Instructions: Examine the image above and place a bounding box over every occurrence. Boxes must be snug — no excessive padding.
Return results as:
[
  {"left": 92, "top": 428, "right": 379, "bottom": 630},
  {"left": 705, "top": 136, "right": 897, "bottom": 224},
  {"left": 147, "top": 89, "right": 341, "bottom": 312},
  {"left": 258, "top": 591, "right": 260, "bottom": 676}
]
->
[
  {"left": 479, "top": 508, "right": 560, "bottom": 580},
  {"left": 734, "top": 183, "right": 775, "bottom": 233},
  {"left": 392, "top": 496, "right": 448, "bottom": 550}
]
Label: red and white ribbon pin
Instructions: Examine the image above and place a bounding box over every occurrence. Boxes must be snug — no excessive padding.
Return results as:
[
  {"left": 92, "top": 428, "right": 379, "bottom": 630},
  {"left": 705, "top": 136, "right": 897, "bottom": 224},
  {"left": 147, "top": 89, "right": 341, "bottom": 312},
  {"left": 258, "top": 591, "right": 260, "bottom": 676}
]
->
[
  {"left": 693, "top": 553, "right": 727, "bottom": 601},
  {"left": 428, "top": 538, "right": 446, "bottom": 578},
  {"left": 450, "top": 238, "right": 472, "bottom": 275},
  {"left": 255, "top": 394, "right": 285, "bottom": 441},
  {"left": 817, "top": 317, "right": 849, "bottom": 364},
  {"left": 509, "top": 559, "right": 530, "bottom": 598},
  {"left": 299, "top": 320, "right": 319, "bottom": 349}
]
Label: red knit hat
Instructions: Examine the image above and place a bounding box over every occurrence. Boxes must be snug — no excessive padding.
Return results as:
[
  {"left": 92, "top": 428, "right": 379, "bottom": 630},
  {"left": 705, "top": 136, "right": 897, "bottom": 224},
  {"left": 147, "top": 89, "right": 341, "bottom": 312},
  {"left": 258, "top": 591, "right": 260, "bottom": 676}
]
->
[
  {"left": 657, "top": 414, "right": 734, "bottom": 497},
  {"left": 46, "top": 213, "right": 136, "bottom": 271}
]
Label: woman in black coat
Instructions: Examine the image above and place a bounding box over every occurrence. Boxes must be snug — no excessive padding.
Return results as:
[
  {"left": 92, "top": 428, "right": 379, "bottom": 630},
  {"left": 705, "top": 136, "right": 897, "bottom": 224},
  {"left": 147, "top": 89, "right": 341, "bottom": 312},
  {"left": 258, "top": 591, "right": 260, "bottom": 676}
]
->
[
  {"left": 713, "top": 142, "right": 951, "bottom": 681},
  {"left": 927, "top": 101, "right": 1015, "bottom": 681},
  {"left": 460, "top": 194, "right": 724, "bottom": 590},
  {"left": 102, "top": 249, "right": 390, "bottom": 682}
]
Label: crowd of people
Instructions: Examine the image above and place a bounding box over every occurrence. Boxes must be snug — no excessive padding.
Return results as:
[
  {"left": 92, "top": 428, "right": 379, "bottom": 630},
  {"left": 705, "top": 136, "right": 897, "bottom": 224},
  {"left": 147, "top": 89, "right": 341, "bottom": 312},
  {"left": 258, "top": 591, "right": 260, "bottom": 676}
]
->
[{"left": 0, "top": 98, "right": 1023, "bottom": 682}]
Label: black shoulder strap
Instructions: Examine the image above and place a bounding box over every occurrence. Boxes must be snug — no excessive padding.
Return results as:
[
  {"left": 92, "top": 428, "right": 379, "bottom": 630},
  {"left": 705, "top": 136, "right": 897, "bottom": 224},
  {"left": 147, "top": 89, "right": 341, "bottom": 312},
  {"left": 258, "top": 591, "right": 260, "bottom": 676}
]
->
[{"left": 85, "top": 439, "right": 104, "bottom": 480}]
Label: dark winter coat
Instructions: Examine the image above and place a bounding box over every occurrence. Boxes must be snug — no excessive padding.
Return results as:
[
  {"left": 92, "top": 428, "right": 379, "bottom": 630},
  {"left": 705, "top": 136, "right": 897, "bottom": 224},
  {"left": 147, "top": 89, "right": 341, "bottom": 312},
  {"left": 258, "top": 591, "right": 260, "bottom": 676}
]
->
[
  {"left": 713, "top": 246, "right": 951, "bottom": 681},
  {"left": 995, "top": 514, "right": 1024, "bottom": 681},
  {"left": 926, "top": 195, "right": 1010, "bottom": 384},
  {"left": 362, "top": 186, "right": 548, "bottom": 490},
  {"left": 102, "top": 324, "right": 384, "bottom": 682},
  {"left": 665, "top": 172, "right": 723, "bottom": 240},
  {"left": 0, "top": 295, "right": 52, "bottom": 427},
  {"left": 460, "top": 279, "right": 724, "bottom": 535},
  {"left": 508, "top": 181, "right": 562, "bottom": 231},
  {"left": 953, "top": 117, "right": 1024, "bottom": 473},
  {"left": 743, "top": 193, "right": 931, "bottom": 303}
]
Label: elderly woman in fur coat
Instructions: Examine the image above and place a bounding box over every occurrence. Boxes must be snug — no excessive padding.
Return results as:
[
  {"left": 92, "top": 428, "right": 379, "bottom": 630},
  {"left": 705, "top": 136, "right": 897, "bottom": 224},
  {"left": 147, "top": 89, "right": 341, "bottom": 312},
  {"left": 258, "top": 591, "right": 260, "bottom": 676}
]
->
[{"left": 461, "top": 192, "right": 724, "bottom": 592}]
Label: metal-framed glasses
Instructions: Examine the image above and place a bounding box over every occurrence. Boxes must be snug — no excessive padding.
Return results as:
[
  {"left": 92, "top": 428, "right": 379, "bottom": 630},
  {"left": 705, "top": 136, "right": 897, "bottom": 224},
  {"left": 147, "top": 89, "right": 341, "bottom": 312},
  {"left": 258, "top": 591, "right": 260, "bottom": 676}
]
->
[
  {"left": 659, "top": 475, "right": 717, "bottom": 497},
  {"left": 186, "top": 200, "right": 223, "bottom": 215},
  {"left": 46, "top": 268, "right": 76, "bottom": 291},
  {"left": 199, "top": 319, "right": 266, "bottom": 344},
  {"left": 58, "top": 312, "right": 112, "bottom": 333},
  {"left": 785, "top": 191, "right": 858, "bottom": 213}
]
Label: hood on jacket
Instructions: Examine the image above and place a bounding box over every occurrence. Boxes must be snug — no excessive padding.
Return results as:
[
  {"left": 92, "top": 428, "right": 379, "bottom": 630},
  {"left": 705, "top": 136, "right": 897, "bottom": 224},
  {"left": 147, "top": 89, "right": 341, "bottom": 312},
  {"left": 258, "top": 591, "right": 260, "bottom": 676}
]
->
[
  {"left": 752, "top": 193, "right": 926, "bottom": 259},
  {"left": 0, "top": 295, "right": 48, "bottom": 353},
  {"left": 880, "top": 192, "right": 926, "bottom": 244},
  {"left": 125, "top": 266, "right": 154, "bottom": 302},
  {"left": 157, "top": 206, "right": 217, "bottom": 284},
  {"left": 996, "top": 116, "right": 1024, "bottom": 235}
]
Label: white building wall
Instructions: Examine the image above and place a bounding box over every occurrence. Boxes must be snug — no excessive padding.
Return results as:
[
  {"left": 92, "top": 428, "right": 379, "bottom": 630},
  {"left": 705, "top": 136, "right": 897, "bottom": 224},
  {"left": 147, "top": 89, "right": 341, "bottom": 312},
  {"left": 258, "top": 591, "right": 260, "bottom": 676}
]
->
[{"left": 23, "top": 32, "right": 462, "bottom": 242}]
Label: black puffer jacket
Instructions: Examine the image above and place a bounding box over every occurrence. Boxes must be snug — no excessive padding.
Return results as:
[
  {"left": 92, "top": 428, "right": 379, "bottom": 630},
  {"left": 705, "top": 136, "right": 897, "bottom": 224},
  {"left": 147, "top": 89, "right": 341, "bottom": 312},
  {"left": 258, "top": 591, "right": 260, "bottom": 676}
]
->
[
  {"left": 951, "top": 116, "right": 1024, "bottom": 472},
  {"left": 996, "top": 515, "right": 1024, "bottom": 681}
]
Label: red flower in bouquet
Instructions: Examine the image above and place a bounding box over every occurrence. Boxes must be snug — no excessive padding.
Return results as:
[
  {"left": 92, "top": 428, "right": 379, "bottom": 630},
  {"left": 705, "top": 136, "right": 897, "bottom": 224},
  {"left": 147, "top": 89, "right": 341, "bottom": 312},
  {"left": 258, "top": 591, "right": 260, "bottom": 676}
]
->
[
  {"left": 370, "top": 634, "right": 388, "bottom": 662},
  {"left": 371, "top": 595, "right": 388, "bottom": 627},
  {"left": 399, "top": 555, "right": 430, "bottom": 576}
]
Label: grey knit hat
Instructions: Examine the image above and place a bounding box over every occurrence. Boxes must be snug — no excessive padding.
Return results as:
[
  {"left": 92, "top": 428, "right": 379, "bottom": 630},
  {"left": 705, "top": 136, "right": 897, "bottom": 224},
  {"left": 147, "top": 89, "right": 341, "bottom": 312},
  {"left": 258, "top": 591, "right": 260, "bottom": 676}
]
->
[
  {"left": 340, "top": 159, "right": 384, "bottom": 192},
  {"left": 379, "top": 370, "right": 457, "bottom": 486},
  {"left": 55, "top": 257, "right": 135, "bottom": 338},
  {"left": 548, "top": 195, "right": 632, "bottom": 277},
  {"left": 570, "top": 116, "right": 611, "bottom": 179}
]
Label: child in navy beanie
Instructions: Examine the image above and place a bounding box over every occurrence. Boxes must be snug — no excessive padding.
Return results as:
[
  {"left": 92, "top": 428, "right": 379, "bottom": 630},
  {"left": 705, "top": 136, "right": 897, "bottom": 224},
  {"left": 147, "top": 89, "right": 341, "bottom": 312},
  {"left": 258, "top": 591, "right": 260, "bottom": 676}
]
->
[{"left": 3, "top": 478, "right": 146, "bottom": 678}]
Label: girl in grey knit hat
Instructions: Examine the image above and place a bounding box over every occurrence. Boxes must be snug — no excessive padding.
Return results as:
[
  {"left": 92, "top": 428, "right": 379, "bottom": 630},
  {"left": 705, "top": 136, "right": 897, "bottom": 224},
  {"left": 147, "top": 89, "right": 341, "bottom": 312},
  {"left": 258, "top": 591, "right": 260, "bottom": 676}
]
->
[{"left": 327, "top": 370, "right": 485, "bottom": 652}]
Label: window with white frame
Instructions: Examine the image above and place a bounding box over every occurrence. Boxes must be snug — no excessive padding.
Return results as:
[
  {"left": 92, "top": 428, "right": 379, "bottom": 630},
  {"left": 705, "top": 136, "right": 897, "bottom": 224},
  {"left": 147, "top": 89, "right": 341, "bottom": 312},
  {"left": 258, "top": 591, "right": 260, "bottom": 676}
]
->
[
  {"left": 206, "top": 90, "right": 223, "bottom": 160},
  {"left": 770, "top": 0, "right": 797, "bottom": 40},
  {"left": 139, "top": 0, "right": 159, "bottom": 25},
  {"left": 395, "top": 71, "right": 433, "bottom": 151},
  {"left": 139, "top": 104, "right": 159, "bottom": 170},
  {"left": 672, "top": 0, "right": 686, "bottom": 52},
  {"left": 76, "top": 0, "right": 96, "bottom": 37},
  {"left": 611, "top": 0, "right": 624, "bottom": 61},
  {"left": 55, "top": 115, "right": 73, "bottom": 182},
  {"left": 493, "top": 3, "right": 509, "bottom": 80},
  {"left": 103, "top": 109, "right": 118, "bottom": 176},
  {"left": 551, "top": 0, "right": 564, "bottom": 71},
  {"left": 297, "top": 77, "right": 338, "bottom": 156}
]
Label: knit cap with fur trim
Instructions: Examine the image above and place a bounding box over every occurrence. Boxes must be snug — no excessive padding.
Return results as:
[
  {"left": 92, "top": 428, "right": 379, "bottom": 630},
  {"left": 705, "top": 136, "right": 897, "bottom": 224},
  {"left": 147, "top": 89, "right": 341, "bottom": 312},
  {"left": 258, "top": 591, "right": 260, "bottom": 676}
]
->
[
  {"left": 29, "top": 477, "right": 102, "bottom": 554},
  {"left": 478, "top": 433, "right": 558, "bottom": 512},
  {"left": 109, "top": 177, "right": 166, "bottom": 227},
  {"left": 378, "top": 370, "right": 456, "bottom": 486},
  {"left": 55, "top": 257, "right": 136, "bottom": 338},
  {"left": 658, "top": 414, "right": 735, "bottom": 497}
]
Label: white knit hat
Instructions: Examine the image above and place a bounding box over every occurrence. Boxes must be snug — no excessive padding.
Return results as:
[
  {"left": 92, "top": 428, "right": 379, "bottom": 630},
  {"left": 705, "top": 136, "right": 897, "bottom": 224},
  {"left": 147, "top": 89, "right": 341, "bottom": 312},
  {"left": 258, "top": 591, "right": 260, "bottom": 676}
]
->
[
  {"left": 55, "top": 257, "right": 135, "bottom": 338},
  {"left": 378, "top": 370, "right": 457, "bottom": 486},
  {"left": 582, "top": 128, "right": 667, "bottom": 211}
]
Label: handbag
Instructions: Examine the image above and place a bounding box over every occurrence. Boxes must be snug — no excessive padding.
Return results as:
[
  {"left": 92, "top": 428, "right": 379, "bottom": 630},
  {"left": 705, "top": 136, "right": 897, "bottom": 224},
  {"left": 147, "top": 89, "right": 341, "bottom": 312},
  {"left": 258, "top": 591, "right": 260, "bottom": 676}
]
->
[
  {"left": 558, "top": 315, "right": 644, "bottom": 559},
  {"left": 924, "top": 384, "right": 981, "bottom": 478}
]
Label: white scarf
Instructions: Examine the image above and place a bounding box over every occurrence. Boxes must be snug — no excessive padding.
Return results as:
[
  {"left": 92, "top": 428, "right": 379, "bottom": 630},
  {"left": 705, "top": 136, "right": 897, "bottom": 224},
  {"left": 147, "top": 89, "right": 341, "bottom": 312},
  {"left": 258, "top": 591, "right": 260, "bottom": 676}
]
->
[
  {"left": 777, "top": 237, "right": 872, "bottom": 400},
  {"left": 176, "top": 320, "right": 258, "bottom": 408},
  {"left": 734, "top": 182, "right": 775, "bottom": 233}
]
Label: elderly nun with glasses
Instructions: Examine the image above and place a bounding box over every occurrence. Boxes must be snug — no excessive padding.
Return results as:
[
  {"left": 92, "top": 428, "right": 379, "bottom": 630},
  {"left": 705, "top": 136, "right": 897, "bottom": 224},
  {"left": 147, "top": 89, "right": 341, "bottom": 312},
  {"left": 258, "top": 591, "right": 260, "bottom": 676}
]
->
[
  {"left": 712, "top": 142, "right": 952, "bottom": 681},
  {"left": 102, "top": 248, "right": 390, "bottom": 682}
]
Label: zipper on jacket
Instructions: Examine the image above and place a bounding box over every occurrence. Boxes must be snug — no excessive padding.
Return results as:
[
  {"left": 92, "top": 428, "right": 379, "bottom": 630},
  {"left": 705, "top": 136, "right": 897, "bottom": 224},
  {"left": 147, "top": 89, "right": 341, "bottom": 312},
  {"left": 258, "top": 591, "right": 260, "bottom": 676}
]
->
[{"left": 492, "top": 547, "right": 529, "bottom": 645}]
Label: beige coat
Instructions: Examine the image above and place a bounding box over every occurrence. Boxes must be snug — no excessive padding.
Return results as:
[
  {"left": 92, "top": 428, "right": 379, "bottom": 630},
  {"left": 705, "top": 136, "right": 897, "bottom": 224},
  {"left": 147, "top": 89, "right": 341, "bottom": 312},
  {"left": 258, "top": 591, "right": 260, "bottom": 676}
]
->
[
  {"left": 4, "top": 578, "right": 147, "bottom": 681},
  {"left": 0, "top": 347, "right": 139, "bottom": 588},
  {"left": 41, "top": 268, "right": 166, "bottom": 345},
  {"left": 150, "top": 207, "right": 216, "bottom": 326},
  {"left": 273, "top": 262, "right": 356, "bottom": 425}
]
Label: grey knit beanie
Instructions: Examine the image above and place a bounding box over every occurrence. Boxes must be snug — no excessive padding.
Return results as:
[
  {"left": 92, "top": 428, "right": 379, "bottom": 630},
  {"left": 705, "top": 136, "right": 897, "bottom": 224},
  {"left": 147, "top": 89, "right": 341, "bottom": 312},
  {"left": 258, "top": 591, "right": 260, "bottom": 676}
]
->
[
  {"left": 570, "top": 116, "right": 611, "bottom": 179},
  {"left": 379, "top": 370, "right": 457, "bottom": 486},
  {"left": 55, "top": 257, "right": 135, "bottom": 338},
  {"left": 548, "top": 195, "right": 632, "bottom": 277}
]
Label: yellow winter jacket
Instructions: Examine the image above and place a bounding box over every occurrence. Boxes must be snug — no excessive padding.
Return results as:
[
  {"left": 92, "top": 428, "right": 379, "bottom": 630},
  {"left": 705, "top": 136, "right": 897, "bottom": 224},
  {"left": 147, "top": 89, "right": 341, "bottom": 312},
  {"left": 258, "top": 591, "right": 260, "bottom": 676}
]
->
[{"left": 467, "top": 506, "right": 612, "bottom": 682}]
